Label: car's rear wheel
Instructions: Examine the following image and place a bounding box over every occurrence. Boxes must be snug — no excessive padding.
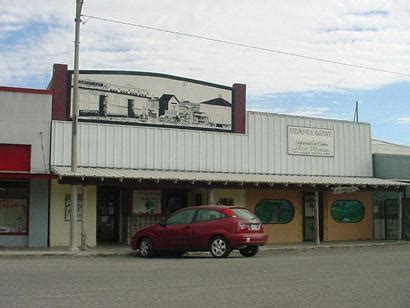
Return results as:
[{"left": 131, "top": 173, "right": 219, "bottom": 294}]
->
[
  {"left": 139, "top": 237, "right": 155, "bottom": 258},
  {"left": 239, "top": 245, "right": 259, "bottom": 257},
  {"left": 210, "top": 236, "right": 231, "bottom": 258}
]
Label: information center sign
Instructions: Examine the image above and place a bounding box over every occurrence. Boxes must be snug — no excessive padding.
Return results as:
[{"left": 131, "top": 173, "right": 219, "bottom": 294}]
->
[{"left": 288, "top": 126, "right": 334, "bottom": 157}]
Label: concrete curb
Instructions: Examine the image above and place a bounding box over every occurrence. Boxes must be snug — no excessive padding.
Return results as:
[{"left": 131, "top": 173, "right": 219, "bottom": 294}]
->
[
  {"left": 0, "top": 241, "right": 407, "bottom": 257},
  {"left": 260, "top": 241, "right": 409, "bottom": 252}
]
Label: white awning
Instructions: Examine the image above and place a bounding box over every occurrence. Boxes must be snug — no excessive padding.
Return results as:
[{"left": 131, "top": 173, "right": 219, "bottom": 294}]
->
[{"left": 52, "top": 166, "right": 407, "bottom": 188}]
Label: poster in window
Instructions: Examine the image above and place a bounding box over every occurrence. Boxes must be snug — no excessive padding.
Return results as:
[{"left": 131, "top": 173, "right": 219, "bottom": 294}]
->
[
  {"left": 0, "top": 198, "right": 27, "bottom": 233},
  {"left": 132, "top": 190, "right": 161, "bottom": 215},
  {"left": 65, "top": 194, "right": 83, "bottom": 221}
]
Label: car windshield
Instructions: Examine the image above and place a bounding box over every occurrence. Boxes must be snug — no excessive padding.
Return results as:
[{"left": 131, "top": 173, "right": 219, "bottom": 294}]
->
[{"left": 231, "top": 208, "right": 260, "bottom": 221}]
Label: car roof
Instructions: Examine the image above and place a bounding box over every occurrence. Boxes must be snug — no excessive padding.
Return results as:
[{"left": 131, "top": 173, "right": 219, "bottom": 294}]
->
[{"left": 180, "top": 205, "right": 245, "bottom": 211}]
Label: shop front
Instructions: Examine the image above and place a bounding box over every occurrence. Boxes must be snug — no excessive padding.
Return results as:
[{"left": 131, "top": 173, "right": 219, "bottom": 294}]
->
[
  {"left": 0, "top": 86, "right": 53, "bottom": 247},
  {"left": 50, "top": 167, "right": 403, "bottom": 247},
  {"left": 47, "top": 65, "right": 406, "bottom": 248}
]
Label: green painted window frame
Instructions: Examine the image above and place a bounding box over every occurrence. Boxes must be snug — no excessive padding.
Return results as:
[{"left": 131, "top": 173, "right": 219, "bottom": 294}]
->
[
  {"left": 255, "top": 199, "right": 294, "bottom": 224},
  {"left": 331, "top": 200, "right": 365, "bottom": 223}
]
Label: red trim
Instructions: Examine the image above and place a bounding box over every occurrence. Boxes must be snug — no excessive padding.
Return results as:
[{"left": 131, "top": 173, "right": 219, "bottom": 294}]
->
[
  {"left": 49, "top": 64, "right": 69, "bottom": 120},
  {"left": 0, "top": 86, "right": 52, "bottom": 95},
  {"left": 0, "top": 144, "right": 31, "bottom": 172},
  {"left": 0, "top": 173, "right": 56, "bottom": 180},
  {"left": 232, "top": 83, "right": 246, "bottom": 134}
]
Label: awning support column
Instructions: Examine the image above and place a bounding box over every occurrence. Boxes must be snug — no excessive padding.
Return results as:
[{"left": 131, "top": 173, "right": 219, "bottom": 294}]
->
[
  {"left": 208, "top": 189, "right": 214, "bottom": 205},
  {"left": 314, "top": 191, "right": 320, "bottom": 246},
  {"left": 81, "top": 185, "right": 88, "bottom": 250},
  {"left": 70, "top": 185, "right": 78, "bottom": 251},
  {"left": 398, "top": 190, "right": 403, "bottom": 240}
]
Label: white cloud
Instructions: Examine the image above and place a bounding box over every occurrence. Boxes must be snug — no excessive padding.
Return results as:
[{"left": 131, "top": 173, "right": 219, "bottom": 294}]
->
[
  {"left": 396, "top": 117, "right": 410, "bottom": 124},
  {"left": 287, "top": 107, "right": 331, "bottom": 118},
  {"left": 1, "top": 0, "right": 410, "bottom": 95}
]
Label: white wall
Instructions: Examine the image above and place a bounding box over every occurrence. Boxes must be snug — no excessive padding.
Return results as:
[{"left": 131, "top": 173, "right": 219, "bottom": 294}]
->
[
  {"left": 52, "top": 111, "right": 372, "bottom": 177},
  {"left": 0, "top": 90, "right": 52, "bottom": 173}
]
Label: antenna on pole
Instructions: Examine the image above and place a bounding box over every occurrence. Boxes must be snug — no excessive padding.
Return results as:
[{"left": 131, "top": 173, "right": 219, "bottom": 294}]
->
[{"left": 353, "top": 101, "right": 359, "bottom": 122}]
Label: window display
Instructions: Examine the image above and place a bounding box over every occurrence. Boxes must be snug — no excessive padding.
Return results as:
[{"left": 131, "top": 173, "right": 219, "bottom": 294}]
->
[
  {"left": 0, "top": 180, "right": 29, "bottom": 234},
  {"left": 255, "top": 199, "right": 294, "bottom": 224}
]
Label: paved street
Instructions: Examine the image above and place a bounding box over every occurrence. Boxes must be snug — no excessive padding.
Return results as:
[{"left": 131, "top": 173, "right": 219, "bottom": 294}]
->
[{"left": 0, "top": 245, "right": 409, "bottom": 307}]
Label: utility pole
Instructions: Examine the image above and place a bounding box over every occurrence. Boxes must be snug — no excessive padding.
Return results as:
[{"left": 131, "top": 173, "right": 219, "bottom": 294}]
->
[{"left": 70, "top": 0, "right": 83, "bottom": 251}]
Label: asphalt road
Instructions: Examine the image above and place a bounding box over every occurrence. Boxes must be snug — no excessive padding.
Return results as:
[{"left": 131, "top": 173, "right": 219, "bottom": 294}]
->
[{"left": 0, "top": 245, "right": 409, "bottom": 308}]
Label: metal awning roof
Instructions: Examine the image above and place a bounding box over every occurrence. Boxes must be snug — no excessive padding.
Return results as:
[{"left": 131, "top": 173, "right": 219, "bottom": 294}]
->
[{"left": 52, "top": 166, "right": 407, "bottom": 188}]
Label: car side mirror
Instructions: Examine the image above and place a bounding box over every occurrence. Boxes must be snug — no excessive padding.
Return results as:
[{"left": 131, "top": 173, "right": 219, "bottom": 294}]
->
[{"left": 159, "top": 218, "right": 166, "bottom": 227}]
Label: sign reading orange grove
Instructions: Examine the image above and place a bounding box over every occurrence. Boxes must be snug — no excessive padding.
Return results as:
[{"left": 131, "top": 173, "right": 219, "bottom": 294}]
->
[{"left": 288, "top": 126, "right": 334, "bottom": 157}]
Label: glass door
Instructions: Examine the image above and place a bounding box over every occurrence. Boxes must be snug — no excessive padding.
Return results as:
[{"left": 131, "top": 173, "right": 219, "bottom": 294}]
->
[
  {"left": 303, "top": 193, "right": 323, "bottom": 242},
  {"left": 97, "top": 190, "right": 120, "bottom": 243}
]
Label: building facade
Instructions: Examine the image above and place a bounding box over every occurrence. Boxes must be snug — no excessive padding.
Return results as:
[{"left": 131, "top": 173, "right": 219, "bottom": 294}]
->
[
  {"left": 46, "top": 64, "right": 405, "bottom": 247},
  {"left": 372, "top": 139, "right": 410, "bottom": 240},
  {"left": 0, "top": 87, "right": 53, "bottom": 247}
]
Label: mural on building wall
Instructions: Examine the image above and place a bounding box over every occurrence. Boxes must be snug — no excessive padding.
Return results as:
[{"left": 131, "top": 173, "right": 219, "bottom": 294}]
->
[{"left": 70, "top": 72, "right": 233, "bottom": 130}]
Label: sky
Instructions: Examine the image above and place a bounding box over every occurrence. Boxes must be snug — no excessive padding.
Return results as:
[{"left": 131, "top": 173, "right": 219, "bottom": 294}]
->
[{"left": 1, "top": 1, "right": 410, "bottom": 144}]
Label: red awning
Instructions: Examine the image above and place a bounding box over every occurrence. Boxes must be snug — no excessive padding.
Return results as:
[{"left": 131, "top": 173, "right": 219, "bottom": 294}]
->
[{"left": 0, "top": 172, "right": 56, "bottom": 180}]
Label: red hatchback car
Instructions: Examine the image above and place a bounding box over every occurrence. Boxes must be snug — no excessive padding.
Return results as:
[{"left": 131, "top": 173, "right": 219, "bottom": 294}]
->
[{"left": 130, "top": 205, "right": 268, "bottom": 258}]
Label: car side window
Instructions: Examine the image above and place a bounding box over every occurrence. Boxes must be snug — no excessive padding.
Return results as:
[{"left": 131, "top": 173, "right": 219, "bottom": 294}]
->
[
  {"left": 195, "top": 209, "right": 225, "bottom": 222},
  {"left": 166, "top": 209, "right": 196, "bottom": 225}
]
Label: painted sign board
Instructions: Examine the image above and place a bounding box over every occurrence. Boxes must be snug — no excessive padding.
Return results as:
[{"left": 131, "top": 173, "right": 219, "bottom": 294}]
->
[
  {"left": 288, "top": 126, "right": 334, "bottom": 157},
  {"left": 331, "top": 186, "right": 360, "bottom": 194},
  {"left": 132, "top": 190, "right": 161, "bottom": 215},
  {"left": 70, "top": 71, "right": 233, "bottom": 130},
  {"left": 65, "top": 194, "right": 83, "bottom": 221}
]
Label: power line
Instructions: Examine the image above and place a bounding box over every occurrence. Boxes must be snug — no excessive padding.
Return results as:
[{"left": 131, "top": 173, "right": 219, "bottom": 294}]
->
[{"left": 82, "top": 14, "right": 410, "bottom": 78}]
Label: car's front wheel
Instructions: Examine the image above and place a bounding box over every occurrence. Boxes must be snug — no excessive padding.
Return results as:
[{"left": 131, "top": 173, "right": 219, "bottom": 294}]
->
[
  {"left": 139, "top": 237, "right": 155, "bottom": 258},
  {"left": 210, "top": 236, "right": 231, "bottom": 258},
  {"left": 239, "top": 245, "right": 259, "bottom": 257}
]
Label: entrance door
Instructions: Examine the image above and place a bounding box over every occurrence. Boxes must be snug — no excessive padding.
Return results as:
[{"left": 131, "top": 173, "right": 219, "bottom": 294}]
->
[
  {"left": 385, "top": 199, "right": 399, "bottom": 240},
  {"left": 97, "top": 190, "right": 120, "bottom": 243},
  {"left": 404, "top": 199, "right": 410, "bottom": 240},
  {"left": 163, "top": 191, "right": 188, "bottom": 216},
  {"left": 303, "top": 193, "right": 323, "bottom": 242}
]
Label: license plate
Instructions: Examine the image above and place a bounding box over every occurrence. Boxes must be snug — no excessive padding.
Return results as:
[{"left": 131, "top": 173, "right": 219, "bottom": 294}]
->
[{"left": 250, "top": 224, "right": 260, "bottom": 231}]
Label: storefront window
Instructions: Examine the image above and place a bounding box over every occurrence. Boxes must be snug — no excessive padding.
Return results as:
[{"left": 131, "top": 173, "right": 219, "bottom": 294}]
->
[
  {"left": 0, "top": 180, "right": 29, "bottom": 234},
  {"left": 255, "top": 199, "right": 294, "bottom": 224},
  {"left": 331, "top": 200, "right": 364, "bottom": 223}
]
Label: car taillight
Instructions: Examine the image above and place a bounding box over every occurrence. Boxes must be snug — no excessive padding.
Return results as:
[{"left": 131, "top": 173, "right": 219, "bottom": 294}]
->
[{"left": 221, "top": 208, "right": 237, "bottom": 217}]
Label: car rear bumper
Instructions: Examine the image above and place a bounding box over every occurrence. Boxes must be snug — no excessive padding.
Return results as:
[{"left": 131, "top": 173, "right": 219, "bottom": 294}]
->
[{"left": 228, "top": 233, "right": 268, "bottom": 248}]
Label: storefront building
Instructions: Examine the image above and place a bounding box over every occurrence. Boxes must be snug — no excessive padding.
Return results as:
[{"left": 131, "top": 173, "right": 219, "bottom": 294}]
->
[
  {"left": 47, "top": 64, "right": 406, "bottom": 247},
  {"left": 372, "top": 140, "right": 410, "bottom": 240},
  {"left": 0, "top": 87, "right": 53, "bottom": 247}
]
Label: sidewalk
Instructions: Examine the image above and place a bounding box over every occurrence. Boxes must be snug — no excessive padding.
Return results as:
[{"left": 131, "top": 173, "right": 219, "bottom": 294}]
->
[{"left": 0, "top": 240, "right": 408, "bottom": 257}]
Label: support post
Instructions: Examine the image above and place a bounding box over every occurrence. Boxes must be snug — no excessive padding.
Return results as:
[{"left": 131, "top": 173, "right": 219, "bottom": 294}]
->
[
  {"left": 398, "top": 191, "right": 403, "bottom": 240},
  {"left": 70, "top": 185, "right": 78, "bottom": 251},
  {"left": 69, "top": 0, "right": 83, "bottom": 251},
  {"left": 81, "top": 185, "right": 88, "bottom": 250},
  {"left": 208, "top": 189, "right": 214, "bottom": 205},
  {"left": 314, "top": 191, "right": 320, "bottom": 246}
]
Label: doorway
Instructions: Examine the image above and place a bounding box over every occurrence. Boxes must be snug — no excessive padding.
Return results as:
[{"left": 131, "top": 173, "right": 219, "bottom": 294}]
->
[
  {"left": 404, "top": 198, "right": 410, "bottom": 240},
  {"left": 97, "top": 189, "right": 120, "bottom": 244},
  {"left": 162, "top": 190, "right": 188, "bottom": 216},
  {"left": 303, "top": 193, "right": 324, "bottom": 242},
  {"left": 384, "top": 199, "right": 399, "bottom": 240}
]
